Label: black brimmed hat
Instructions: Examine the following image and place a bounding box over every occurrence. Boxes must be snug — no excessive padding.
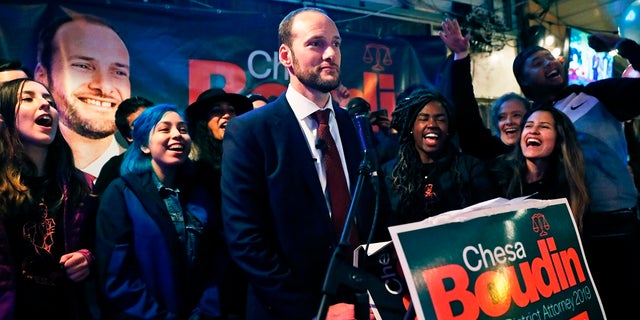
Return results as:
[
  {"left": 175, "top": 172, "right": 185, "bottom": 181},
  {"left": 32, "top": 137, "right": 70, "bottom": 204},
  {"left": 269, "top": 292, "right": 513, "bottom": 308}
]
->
[{"left": 185, "top": 88, "right": 252, "bottom": 121}]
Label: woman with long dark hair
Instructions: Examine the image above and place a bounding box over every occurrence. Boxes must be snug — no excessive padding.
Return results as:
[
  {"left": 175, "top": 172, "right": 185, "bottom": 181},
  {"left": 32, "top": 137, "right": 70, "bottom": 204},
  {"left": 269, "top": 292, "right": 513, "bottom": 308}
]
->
[
  {"left": 491, "top": 104, "right": 589, "bottom": 228},
  {"left": 0, "top": 78, "right": 94, "bottom": 319}
]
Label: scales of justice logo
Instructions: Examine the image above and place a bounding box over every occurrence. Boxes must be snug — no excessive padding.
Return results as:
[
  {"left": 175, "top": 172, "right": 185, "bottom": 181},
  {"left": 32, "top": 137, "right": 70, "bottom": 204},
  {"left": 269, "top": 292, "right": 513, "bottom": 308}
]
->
[{"left": 363, "top": 44, "right": 392, "bottom": 71}]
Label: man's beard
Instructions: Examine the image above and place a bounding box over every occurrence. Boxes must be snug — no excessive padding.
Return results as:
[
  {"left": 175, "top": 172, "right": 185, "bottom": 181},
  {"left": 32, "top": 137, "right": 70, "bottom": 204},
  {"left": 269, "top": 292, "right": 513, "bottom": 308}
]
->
[
  {"left": 59, "top": 96, "right": 117, "bottom": 139},
  {"left": 292, "top": 55, "right": 340, "bottom": 93}
]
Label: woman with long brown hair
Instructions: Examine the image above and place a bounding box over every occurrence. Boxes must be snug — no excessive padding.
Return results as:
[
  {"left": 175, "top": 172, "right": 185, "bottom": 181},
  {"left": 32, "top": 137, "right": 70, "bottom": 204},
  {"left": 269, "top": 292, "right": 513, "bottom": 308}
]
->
[
  {"left": 0, "top": 78, "right": 94, "bottom": 319},
  {"left": 491, "top": 104, "right": 589, "bottom": 228}
]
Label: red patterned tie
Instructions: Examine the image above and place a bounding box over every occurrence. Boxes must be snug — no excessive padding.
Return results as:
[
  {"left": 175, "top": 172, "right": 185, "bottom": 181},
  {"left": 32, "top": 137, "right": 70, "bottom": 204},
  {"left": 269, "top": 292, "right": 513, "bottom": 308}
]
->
[{"left": 314, "top": 109, "right": 358, "bottom": 245}]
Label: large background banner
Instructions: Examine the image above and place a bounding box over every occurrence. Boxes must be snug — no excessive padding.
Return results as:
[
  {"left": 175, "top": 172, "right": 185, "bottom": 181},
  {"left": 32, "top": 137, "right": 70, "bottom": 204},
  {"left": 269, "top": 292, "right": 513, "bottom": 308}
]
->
[{"left": 0, "top": 2, "right": 445, "bottom": 115}]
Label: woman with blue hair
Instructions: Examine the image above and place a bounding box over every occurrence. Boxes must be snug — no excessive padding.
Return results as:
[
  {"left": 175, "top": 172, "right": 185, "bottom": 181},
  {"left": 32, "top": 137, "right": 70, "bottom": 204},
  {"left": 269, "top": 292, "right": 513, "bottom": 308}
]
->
[{"left": 96, "top": 104, "right": 227, "bottom": 319}]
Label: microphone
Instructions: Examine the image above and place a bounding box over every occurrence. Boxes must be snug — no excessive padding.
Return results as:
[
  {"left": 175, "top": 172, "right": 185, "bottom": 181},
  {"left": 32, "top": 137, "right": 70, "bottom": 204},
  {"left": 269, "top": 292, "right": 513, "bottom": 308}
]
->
[
  {"left": 346, "top": 97, "right": 370, "bottom": 118},
  {"left": 351, "top": 110, "right": 380, "bottom": 176}
]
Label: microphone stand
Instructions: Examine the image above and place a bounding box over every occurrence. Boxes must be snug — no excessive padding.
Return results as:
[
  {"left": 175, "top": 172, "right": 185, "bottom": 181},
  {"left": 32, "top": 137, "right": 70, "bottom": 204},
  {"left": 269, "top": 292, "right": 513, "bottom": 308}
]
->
[{"left": 316, "top": 155, "right": 393, "bottom": 320}]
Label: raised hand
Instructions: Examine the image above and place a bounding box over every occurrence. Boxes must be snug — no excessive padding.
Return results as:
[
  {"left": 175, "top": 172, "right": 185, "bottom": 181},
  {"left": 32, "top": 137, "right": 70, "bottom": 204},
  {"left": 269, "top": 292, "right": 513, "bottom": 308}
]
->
[
  {"left": 588, "top": 32, "right": 622, "bottom": 52},
  {"left": 439, "top": 18, "right": 471, "bottom": 59}
]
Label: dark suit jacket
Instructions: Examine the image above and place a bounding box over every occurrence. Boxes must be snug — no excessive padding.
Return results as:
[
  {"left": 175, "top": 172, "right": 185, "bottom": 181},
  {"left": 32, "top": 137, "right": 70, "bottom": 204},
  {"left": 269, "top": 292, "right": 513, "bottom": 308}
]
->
[
  {"left": 93, "top": 153, "right": 124, "bottom": 195},
  {"left": 221, "top": 93, "right": 388, "bottom": 319}
]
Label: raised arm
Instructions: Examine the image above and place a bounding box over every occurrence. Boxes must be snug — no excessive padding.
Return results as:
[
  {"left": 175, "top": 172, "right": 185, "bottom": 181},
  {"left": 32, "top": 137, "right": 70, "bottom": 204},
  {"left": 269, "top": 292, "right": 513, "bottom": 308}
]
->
[
  {"left": 439, "top": 18, "right": 471, "bottom": 61},
  {"left": 439, "top": 19, "right": 510, "bottom": 160}
]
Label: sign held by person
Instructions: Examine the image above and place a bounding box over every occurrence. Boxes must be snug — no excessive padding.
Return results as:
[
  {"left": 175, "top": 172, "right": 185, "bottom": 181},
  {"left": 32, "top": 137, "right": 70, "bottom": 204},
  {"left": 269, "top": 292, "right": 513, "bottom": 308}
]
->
[{"left": 389, "top": 197, "right": 606, "bottom": 320}]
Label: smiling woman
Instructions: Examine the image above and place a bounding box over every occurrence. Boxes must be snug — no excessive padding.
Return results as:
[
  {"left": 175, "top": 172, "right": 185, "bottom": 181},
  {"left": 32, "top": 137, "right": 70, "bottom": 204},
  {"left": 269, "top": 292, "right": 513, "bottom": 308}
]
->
[
  {"left": 490, "top": 104, "right": 588, "bottom": 228},
  {"left": 185, "top": 88, "right": 252, "bottom": 170},
  {"left": 95, "top": 104, "right": 232, "bottom": 319},
  {"left": 381, "top": 89, "right": 499, "bottom": 225}
]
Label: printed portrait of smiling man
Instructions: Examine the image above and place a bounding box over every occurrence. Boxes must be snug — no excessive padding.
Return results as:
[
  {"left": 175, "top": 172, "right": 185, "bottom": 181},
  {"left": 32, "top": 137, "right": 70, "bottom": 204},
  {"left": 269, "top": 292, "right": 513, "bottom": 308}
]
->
[{"left": 35, "top": 14, "right": 131, "bottom": 180}]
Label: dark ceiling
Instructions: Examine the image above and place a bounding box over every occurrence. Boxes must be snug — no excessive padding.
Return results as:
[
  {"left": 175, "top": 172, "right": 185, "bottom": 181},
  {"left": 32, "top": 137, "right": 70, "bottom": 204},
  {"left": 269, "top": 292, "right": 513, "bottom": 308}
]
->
[
  {"left": 43, "top": 0, "right": 638, "bottom": 41},
  {"left": 530, "top": 0, "right": 636, "bottom": 33}
]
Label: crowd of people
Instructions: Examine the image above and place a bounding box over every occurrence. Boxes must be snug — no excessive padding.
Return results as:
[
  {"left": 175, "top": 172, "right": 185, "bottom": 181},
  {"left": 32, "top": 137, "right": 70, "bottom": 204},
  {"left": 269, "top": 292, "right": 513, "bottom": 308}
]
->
[{"left": 0, "top": 5, "right": 639, "bottom": 320}]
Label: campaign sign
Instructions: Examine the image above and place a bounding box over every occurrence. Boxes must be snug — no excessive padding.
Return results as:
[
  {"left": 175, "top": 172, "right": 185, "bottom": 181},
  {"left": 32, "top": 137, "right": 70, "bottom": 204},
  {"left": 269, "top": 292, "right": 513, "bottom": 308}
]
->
[{"left": 389, "top": 198, "right": 606, "bottom": 320}]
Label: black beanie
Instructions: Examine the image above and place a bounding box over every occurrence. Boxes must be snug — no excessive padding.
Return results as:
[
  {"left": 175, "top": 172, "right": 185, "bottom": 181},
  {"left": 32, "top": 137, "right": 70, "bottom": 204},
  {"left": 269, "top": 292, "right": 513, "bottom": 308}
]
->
[{"left": 512, "top": 46, "right": 547, "bottom": 86}]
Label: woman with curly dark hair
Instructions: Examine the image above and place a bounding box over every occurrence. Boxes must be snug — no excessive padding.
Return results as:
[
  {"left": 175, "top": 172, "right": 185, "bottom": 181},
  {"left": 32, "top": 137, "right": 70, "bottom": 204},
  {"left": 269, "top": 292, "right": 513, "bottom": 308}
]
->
[{"left": 381, "top": 89, "right": 498, "bottom": 225}]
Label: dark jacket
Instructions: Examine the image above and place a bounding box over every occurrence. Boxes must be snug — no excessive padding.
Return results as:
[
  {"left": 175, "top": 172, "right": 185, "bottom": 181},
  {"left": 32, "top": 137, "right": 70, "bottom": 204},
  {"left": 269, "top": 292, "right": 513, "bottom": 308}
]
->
[
  {"left": 449, "top": 55, "right": 514, "bottom": 161},
  {"left": 490, "top": 154, "right": 570, "bottom": 201},
  {"left": 544, "top": 39, "right": 640, "bottom": 213},
  {"left": 381, "top": 143, "right": 499, "bottom": 225},
  {"left": 0, "top": 171, "right": 95, "bottom": 319},
  {"left": 96, "top": 169, "right": 224, "bottom": 319},
  {"left": 93, "top": 153, "right": 124, "bottom": 196},
  {"left": 221, "top": 93, "right": 389, "bottom": 320}
]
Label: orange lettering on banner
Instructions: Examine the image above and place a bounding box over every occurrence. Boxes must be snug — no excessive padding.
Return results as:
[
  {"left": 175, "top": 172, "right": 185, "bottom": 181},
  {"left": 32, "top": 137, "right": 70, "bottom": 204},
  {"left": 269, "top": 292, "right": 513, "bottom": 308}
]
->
[
  {"left": 378, "top": 73, "right": 396, "bottom": 113},
  {"left": 363, "top": 71, "right": 396, "bottom": 114},
  {"left": 189, "top": 59, "right": 247, "bottom": 102},
  {"left": 362, "top": 72, "right": 378, "bottom": 110},
  {"left": 505, "top": 265, "right": 540, "bottom": 306},
  {"left": 189, "top": 59, "right": 396, "bottom": 108},
  {"left": 252, "top": 82, "right": 287, "bottom": 100}
]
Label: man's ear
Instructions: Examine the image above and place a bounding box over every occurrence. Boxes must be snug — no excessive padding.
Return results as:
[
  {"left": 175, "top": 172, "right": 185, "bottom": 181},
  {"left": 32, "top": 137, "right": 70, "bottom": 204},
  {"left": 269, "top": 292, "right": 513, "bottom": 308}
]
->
[
  {"left": 34, "top": 63, "right": 49, "bottom": 86},
  {"left": 279, "top": 44, "right": 292, "bottom": 68}
]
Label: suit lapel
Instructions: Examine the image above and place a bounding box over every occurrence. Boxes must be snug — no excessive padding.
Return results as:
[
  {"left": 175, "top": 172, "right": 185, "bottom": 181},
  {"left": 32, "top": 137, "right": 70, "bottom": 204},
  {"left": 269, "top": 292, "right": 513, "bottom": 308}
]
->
[{"left": 272, "top": 96, "right": 325, "bottom": 194}]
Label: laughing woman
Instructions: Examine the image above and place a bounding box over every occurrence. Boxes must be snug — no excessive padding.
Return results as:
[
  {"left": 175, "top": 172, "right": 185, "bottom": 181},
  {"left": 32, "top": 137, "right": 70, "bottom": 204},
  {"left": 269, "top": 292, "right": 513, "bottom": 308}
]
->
[
  {"left": 491, "top": 104, "right": 589, "bottom": 228},
  {"left": 0, "top": 78, "right": 94, "bottom": 319},
  {"left": 95, "top": 104, "right": 225, "bottom": 319}
]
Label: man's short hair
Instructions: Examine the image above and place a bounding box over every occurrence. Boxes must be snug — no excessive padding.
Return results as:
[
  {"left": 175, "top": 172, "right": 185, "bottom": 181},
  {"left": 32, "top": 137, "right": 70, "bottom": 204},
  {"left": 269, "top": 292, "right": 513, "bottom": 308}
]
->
[
  {"left": 115, "top": 96, "right": 154, "bottom": 141},
  {"left": 0, "top": 58, "right": 32, "bottom": 78},
  {"left": 278, "top": 7, "right": 328, "bottom": 48},
  {"left": 36, "top": 14, "right": 119, "bottom": 72}
]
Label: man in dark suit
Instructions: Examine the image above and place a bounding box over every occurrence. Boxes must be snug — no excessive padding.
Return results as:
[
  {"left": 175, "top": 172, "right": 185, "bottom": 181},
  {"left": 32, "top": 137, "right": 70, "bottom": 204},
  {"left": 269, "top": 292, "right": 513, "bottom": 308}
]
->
[{"left": 221, "top": 7, "right": 387, "bottom": 320}]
